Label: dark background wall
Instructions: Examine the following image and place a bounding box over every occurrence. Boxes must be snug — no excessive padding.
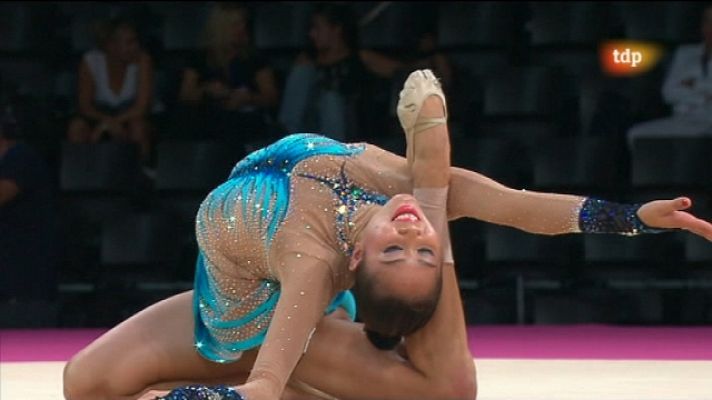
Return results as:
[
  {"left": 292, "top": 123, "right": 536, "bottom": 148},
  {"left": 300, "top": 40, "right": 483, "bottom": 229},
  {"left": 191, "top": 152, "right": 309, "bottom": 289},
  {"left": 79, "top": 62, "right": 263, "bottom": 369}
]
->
[{"left": 1, "top": 1, "right": 711, "bottom": 328}]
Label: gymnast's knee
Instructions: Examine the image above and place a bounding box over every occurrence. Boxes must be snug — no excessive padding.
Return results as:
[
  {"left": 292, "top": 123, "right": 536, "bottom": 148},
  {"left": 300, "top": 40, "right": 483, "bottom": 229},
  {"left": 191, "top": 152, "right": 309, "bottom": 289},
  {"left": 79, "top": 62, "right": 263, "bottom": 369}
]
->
[
  {"left": 63, "top": 354, "right": 106, "bottom": 400},
  {"left": 450, "top": 372, "right": 478, "bottom": 400},
  {"left": 442, "top": 359, "right": 478, "bottom": 400}
]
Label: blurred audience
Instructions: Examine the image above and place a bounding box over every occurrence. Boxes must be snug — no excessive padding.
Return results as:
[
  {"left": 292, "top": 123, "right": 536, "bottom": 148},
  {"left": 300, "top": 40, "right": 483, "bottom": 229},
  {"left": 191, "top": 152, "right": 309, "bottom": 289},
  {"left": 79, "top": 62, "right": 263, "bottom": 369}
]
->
[
  {"left": 66, "top": 17, "right": 154, "bottom": 162},
  {"left": 0, "top": 103, "right": 57, "bottom": 303},
  {"left": 626, "top": 4, "right": 712, "bottom": 146},
  {"left": 405, "top": 22, "right": 453, "bottom": 90},
  {"left": 175, "top": 3, "right": 279, "bottom": 146},
  {"left": 278, "top": 3, "right": 403, "bottom": 141}
]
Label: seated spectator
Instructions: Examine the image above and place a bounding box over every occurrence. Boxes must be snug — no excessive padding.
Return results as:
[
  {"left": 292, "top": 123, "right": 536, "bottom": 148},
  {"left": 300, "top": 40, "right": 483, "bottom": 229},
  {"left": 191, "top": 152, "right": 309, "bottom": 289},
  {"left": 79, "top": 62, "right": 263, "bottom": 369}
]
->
[
  {"left": 66, "top": 17, "right": 154, "bottom": 162},
  {"left": 278, "top": 3, "right": 403, "bottom": 142},
  {"left": 175, "top": 3, "right": 279, "bottom": 146},
  {"left": 627, "top": 4, "right": 712, "bottom": 146},
  {"left": 0, "top": 103, "right": 57, "bottom": 303}
]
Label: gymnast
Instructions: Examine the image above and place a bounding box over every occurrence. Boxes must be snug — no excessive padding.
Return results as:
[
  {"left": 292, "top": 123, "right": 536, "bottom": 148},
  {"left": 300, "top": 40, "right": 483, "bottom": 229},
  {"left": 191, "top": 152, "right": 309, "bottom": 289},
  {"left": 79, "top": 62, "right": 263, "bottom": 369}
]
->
[{"left": 63, "top": 70, "right": 712, "bottom": 400}]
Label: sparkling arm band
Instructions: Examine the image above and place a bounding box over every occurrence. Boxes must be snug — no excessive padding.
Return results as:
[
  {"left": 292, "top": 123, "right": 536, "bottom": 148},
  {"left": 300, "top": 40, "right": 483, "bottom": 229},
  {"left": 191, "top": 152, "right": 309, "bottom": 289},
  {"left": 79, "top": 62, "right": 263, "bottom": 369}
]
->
[
  {"left": 576, "top": 198, "right": 670, "bottom": 235},
  {"left": 156, "top": 384, "right": 245, "bottom": 400}
]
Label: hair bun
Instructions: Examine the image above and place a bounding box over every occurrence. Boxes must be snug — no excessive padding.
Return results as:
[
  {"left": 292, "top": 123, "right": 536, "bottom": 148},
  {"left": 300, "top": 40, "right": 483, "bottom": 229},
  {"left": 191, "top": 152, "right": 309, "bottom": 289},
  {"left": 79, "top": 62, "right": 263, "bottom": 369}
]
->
[{"left": 365, "top": 329, "right": 402, "bottom": 351}]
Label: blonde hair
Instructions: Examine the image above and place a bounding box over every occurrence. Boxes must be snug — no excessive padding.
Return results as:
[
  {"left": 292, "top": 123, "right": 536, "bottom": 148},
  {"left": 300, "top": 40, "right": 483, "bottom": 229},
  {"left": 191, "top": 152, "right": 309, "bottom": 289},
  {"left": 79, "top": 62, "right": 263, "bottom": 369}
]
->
[{"left": 204, "top": 3, "right": 251, "bottom": 71}]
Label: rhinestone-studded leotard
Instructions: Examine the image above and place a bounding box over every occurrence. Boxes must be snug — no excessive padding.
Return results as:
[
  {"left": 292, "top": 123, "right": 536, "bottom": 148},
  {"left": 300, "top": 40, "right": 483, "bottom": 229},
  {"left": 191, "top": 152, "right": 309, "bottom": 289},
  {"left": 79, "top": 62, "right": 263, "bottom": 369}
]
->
[{"left": 193, "top": 134, "right": 393, "bottom": 363}]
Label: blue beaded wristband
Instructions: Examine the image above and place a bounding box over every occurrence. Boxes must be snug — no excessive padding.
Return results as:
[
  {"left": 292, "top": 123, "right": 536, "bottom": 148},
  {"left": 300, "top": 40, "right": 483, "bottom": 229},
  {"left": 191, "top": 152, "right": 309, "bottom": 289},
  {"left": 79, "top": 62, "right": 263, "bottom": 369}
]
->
[
  {"left": 156, "top": 384, "right": 245, "bottom": 400},
  {"left": 578, "top": 198, "right": 669, "bottom": 235}
]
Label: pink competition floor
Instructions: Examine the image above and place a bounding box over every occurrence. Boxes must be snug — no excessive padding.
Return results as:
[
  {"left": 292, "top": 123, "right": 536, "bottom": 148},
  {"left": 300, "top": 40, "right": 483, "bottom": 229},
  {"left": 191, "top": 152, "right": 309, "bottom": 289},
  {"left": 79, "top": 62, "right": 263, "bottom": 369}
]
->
[{"left": 1, "top": 325, "right": 712, "bottom": 362}]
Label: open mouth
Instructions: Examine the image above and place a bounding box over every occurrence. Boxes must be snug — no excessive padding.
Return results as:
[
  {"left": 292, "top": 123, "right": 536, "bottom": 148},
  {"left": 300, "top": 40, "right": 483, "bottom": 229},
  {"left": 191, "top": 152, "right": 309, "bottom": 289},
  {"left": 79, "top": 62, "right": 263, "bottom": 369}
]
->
[{"left": 392, "top": 204, "right": 420, "bottom": 222}]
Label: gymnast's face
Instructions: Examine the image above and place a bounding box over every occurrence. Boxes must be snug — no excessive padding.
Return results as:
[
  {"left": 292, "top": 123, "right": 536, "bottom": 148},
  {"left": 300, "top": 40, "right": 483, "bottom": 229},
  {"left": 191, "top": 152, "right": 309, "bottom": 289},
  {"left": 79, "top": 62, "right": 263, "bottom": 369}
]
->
[{"left": 350, "top": 194, "right": 442, "bottom": 299}]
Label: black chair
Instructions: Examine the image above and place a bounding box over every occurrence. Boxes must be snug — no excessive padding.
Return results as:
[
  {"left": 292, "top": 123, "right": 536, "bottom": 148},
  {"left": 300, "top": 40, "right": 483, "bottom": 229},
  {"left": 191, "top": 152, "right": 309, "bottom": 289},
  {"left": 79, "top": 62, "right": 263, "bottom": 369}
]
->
[
  {"left": 438, "top": 2, "right": 524, "bottom": 48},
  {"left": 58, "top": 196, "right": 134, "bottom": 281},
  {"left": 484, "top": 225, "right": 581, "bottom": 278},
  {"left": 253, "top": 2, "right": 312, "bottom": 49},
  {"left": 463, "top": 288, "right": 517, "bottom": 324},
  {"left": 92, "top": 211, "right": 188, "bottom": 324},
  {"left": 100, "top": 212, "right": 183, "bottom": 269},
  {"left": 155, "top": 140, "right": 239, "bottom": 192},
  {"left": 686, "top": 234, "right": 712, "bottom": 264},
  {"left": 527, "top": 2, "right": 615, "bottom": 46},
  {"left": 451, "top": 136, "right": 528, "bottom": 188},
  {"left": 532, "top": 136, "right": 627, "bottom": 194},
  {"left": 677, "top": 230, "right": 712, "bottom": 323},
  {"left": 532, "top": 293, "right": 616, "bottom": 324},
  {"left": 0, "top": 300, "right": 58, "bottom": 328},
  {"left": 582, "top": 233, "right": 683, "bottom": 282},
  {"left": 450, "top": 218, "right": 486, "bottom": 280},
  {"left": 158, "top": 2, "right": 210, "bottom": 50},
  {"left": 60, "top": 142, "right": 141, "bottom": 193},
  {"left": 482, "top": 66, "right": 567, "bottom": 118},
  {"left": 355, "top": 2, "right": 415, "bottom": 49},
  {"left": 631, "top": 138, "right": 712, "bottom": 191},
  {"left": 483, "top": 225, "right": 582, "bottom": 323},
  {"left": 58, "top": 142, "right": 143, "bottom": 285},
  {"left": 616, "top": 2, "right": 701, "bottom": 44},
  {"left": 532, "top": 287, "right": 665, "bottom": 324}
]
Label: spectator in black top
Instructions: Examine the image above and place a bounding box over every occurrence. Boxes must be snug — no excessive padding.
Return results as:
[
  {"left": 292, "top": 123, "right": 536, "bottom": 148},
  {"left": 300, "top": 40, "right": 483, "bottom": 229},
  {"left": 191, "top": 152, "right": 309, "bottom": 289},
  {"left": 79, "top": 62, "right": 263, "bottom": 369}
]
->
[
  {"left": 0, "top": 104, "right": 56, "bottom": 303},
  {"left": 176, "top": 3, "right": 279, "bottom": 145},
  {"left": 278, "top": 3, "right": 403, "bottom": 142}
]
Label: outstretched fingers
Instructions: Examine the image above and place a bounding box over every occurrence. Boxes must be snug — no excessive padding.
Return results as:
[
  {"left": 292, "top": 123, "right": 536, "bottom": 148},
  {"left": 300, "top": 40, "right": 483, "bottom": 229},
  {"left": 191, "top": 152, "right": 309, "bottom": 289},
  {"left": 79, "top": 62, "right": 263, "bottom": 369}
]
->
[{"left": 674, "top": 211, "right": 712, "bottom": 241}]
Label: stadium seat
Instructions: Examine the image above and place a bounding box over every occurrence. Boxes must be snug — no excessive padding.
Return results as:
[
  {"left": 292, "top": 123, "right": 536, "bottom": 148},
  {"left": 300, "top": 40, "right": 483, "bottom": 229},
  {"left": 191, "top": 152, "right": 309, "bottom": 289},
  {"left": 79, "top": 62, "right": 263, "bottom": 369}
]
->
[
  {"left": 438, "top": 2, "right": 525, "bottom": 48},
  {"left": 450, "top": 136, "right": 529, "bottom": 187},
  {"left": 482, "top": 66, "right": 568, "bottom": 118},
  {"left": 253, "top": 2, "right": 312, "bottom": 49},
  {"left": 100, "top": 212, "right": 182, "bottom": 267},
  {"left": 582, "top": 233, "right": 683, "bottom": 283},
  {"left": 615, "top": 2, "right": 702, "bottom": 44},
  {"left": 355, "top": 2, "right": 416, "bottom": 49},
  {"left": 527, "top": 2, "right": 615, "bottom": 46},
  {"left": 631, "top": 138, "right": 712, "bottom": 191},
  {"left": 685, "top": 234, "right": 712, "bottom": 264},
  {"left": 0, "top": 3, "right": 32, "bottom": 51},
  {"left": 533, "top": 293, "right": 616, "bottom": 323},
  {"left": 158, "top": 2, "right": 210, "bottom": 50},
  {"left": 484, "top": 225, "right": 581, "bottom": 279},
  {"left": 60, "top": 141, "right": 141, "bottom": 193},
  {"left": 532, "top": 136, "right": 627, "bottom": 193},
  {"left": 0, "top": 59, "right": 54, "bottom": 98},
  {"left": 155, "top": 140, "right": 239, "bottom": 192}
]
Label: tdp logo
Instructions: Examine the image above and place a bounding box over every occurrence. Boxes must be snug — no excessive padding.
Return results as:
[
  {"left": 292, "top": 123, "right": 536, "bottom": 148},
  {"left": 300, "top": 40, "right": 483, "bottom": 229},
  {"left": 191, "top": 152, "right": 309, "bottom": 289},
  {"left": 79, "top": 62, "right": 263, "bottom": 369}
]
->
[
  {"left": 612, "top": 48, "right": 642, "bottom": 68},
  {"left": 600, "top": 40, "right": 663, "bottom": 77}
]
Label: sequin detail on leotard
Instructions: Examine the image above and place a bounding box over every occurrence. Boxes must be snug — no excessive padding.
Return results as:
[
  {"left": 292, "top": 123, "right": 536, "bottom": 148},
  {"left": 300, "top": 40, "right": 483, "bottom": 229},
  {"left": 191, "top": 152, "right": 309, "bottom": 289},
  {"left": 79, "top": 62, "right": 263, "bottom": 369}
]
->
[
  {"left": 193, "top": 134, "right": 368, "bottom": 363},
  {"left": 298, "top": 162, "right": 389, "bottom": 256}
]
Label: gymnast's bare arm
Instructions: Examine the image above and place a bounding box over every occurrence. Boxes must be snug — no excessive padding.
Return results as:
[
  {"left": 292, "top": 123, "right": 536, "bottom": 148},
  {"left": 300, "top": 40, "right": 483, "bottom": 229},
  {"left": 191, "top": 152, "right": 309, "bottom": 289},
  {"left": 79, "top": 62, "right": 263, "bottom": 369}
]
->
[
  {"left": 234, "top": 260, "right": 336, "bottom": 399},
  {"left": 359, "top": 144, "right": 712, "bottom": 241}
]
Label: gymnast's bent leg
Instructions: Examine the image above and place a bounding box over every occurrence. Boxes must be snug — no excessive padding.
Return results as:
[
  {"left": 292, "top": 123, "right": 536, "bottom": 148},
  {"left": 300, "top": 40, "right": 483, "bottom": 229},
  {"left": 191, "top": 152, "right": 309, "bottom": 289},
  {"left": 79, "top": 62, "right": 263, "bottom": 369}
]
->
[
  {"left": 64, "top": 258, "right": 474, "bottom": 400},
  {"left": 63, "top": 291, "right": 259, "bottom": 400}
]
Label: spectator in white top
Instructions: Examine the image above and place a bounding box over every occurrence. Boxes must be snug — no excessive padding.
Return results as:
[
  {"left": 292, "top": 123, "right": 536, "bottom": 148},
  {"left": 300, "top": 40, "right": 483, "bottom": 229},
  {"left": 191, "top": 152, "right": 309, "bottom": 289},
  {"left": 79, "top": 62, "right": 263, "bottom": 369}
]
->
[
  {"left": 66, "top": 17, "right": 154, "bottom": 162},
  {"left": 627, "top": 4, "right": 712, "bottom": 146}
]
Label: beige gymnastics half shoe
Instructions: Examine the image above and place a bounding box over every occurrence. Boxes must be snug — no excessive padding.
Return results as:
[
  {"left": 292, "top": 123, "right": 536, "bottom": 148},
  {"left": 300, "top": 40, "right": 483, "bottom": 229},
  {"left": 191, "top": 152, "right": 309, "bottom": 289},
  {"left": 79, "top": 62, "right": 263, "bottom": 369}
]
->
[{"left": 396, "top": 69, "right": 448, "bottom": 166}]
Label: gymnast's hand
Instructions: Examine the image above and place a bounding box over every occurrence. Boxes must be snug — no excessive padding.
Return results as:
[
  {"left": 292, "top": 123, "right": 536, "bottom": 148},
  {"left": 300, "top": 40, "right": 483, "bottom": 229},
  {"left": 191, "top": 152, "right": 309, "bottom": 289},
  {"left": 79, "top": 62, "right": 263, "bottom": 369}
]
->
[
  {"left": 638, "top": 197, "right": 712, "bottom": 241},
  {"left": 233, "top": 380, "right": 275, "bottom": 400}
]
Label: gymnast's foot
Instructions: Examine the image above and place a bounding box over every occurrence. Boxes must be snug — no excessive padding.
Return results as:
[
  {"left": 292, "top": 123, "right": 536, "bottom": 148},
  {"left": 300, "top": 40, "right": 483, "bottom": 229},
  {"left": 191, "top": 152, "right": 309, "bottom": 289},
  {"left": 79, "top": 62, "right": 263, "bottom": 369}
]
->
[{"left": 396, "top": 69, "right": 448, "bottom": 165}]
